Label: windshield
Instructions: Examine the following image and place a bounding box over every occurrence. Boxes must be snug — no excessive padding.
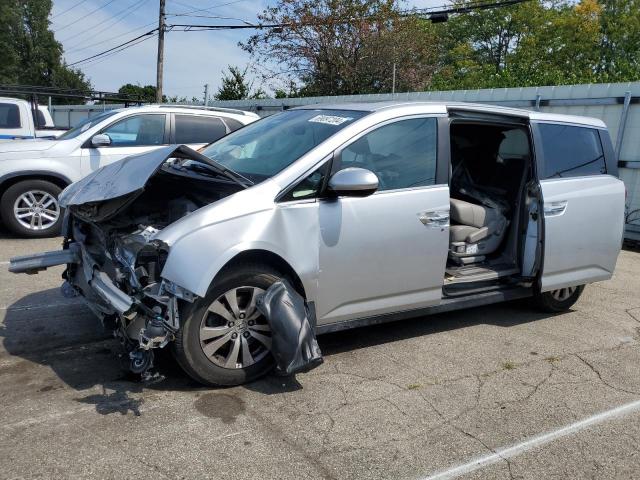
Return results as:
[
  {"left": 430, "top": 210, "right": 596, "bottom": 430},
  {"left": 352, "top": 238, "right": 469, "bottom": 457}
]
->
[
  {"left": 57, "top": 110, "right": 118, "bottom": 140},
  {"left": 199, "top": 109, "right": 367, "bottom": 182}
]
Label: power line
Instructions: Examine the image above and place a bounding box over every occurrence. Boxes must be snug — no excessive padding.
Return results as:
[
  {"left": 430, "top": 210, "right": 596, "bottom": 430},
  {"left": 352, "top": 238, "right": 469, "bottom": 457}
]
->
[
  {"left": 64, "top": 20, "right": 157, "bottom": 54},
  {"left": 167, "top": 0, "right": 247, "bottom": 16},
  {"left": 165, "top": 0, "right": 532, "bottom": 31},
  {"left": 73, "top": 32, "right": 159, "bottom": 68},
  {"left": 67, "top": 0, "right": 531, "bottom": 67},
  {"left": 53, "top": 0, "right": 118, "bottom": 33},
  {"left": 67, "top": 29, "right": 158, "bottom": 66},
  {"left": 52, "top": 0, "right": 90, "bottom": 19},
  {"left": 411, "top": 0, "right": 532, "bottom": 16},
  {"left": 61, "top": 0, "right": 149, "bottom": 45}
]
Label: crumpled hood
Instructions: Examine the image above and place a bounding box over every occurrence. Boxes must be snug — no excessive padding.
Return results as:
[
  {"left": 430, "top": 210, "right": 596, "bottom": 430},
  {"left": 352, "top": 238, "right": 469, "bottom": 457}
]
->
[{"left": 59, "top": 144, "right": 200, "bottom": 208}]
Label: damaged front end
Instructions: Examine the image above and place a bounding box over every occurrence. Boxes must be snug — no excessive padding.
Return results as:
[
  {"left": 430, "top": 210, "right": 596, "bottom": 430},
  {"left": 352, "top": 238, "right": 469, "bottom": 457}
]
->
[{"left": 10, "top": 145, "right": 249, "bottom": 374}]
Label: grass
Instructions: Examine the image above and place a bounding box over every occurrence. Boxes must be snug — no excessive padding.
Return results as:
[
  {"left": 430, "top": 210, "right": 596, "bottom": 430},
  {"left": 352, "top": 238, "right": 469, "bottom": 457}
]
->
[{"left": 502, "top": 361, "right": 517, "bottom": 370}]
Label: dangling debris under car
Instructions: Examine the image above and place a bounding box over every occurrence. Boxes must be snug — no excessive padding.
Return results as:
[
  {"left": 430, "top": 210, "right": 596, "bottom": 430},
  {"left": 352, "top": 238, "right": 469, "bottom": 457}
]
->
[{"left": 257, "top": 281, "right": 323, "bottom": 376}]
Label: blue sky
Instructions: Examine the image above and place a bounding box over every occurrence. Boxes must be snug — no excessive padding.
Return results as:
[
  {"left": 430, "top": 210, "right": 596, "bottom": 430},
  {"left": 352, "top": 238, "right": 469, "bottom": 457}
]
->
[{"left": 51, "top": 0, "right": 443, "bottom": 99}]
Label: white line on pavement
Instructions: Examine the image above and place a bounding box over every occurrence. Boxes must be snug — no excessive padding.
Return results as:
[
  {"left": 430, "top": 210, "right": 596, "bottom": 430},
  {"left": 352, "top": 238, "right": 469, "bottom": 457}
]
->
[
  {"left": 422, "top": 399, "right": 640, "bottom": 480},
  {"left": 0, "top": 261, "right": 9, "bottom": 265}
]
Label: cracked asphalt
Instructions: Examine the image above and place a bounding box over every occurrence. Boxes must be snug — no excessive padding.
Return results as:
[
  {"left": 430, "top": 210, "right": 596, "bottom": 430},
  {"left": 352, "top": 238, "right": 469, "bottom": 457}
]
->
[{"left": 2, "top": 230, "right": 640, "bottom": 479}]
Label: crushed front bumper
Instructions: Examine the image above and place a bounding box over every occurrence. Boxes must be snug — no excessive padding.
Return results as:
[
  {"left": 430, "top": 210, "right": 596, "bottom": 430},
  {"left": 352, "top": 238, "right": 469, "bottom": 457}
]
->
[{"left": 10, "top": 241, "right": 136, "bottom": 318}]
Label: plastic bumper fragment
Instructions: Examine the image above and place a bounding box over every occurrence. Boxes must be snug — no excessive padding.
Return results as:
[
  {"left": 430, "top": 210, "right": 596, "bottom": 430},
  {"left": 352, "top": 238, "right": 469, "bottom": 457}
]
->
[{"left": 257, "top": 280, "right": 323, "bottom": 376}]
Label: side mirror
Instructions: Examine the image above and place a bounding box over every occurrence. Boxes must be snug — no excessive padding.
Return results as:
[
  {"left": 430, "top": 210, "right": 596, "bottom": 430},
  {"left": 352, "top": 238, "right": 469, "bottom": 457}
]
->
[
  {"left": 327, "top": 167, "right": 378, "bottom": 197},
  {"left": 91, "top": 133, "right": 111, "bottom": 147}
]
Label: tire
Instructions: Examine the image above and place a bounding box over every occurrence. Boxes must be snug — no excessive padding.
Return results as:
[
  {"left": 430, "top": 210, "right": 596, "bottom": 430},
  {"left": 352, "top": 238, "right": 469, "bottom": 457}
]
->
[
  {"left": 533, "top": 284, "right": 585, "bottom": 313},
  {"left": 173, "top": 262, "right": 282, "bottom": 386},
  {"left": 0, "top": 180, "right": 63, "bottom": 238}
]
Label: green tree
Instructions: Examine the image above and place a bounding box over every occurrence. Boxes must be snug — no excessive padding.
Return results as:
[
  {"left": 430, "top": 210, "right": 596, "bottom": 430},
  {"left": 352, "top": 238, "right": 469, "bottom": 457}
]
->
[
  {"left": 215, "top": 66, "right": 267, "bottom": 100},
  {"left": 118, "top": 84, "right": 159, "bottom": 103},
  {"left": 243, "top": 0, "right": 439, "bottom": 96},
  {"left": 596, "top": 0, "right": 640, "bottom": 81},
  {"left": 430, "top": 0, "right": 640, "bottom": 89},
  {"left": 0, "top": 0, "right": 92, "bottom": 101}
]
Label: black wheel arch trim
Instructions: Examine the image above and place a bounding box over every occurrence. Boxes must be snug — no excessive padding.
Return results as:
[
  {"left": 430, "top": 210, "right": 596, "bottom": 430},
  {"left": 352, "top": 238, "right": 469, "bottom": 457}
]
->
[{"left": 0, "top": 171, "right": 73, "bottom": 192}]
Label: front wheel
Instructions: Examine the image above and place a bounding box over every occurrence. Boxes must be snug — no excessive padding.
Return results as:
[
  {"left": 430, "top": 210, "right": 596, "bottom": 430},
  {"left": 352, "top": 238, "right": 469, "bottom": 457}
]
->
[
  {"left": 533, "top": 285, "right": 585, "bottom": 312},
  {"left": 173, "top": 263, "right": 281, "bottom": 386},
  {"left": 0, "top": 180, "right": 63, "bottom": 238}
]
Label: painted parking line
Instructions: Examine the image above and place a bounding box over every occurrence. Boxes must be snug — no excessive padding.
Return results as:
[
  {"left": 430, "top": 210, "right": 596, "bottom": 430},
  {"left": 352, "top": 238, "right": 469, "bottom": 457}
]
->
[{"left": 422, "top": 399, "right": 640, "bottom": 480}]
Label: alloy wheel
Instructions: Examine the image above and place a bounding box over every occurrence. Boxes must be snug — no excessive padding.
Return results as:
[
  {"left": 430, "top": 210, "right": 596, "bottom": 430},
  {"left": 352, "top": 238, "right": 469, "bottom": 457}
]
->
[
  {"left": 199, "top": 286, "right": 272, "bottom": 369},
  {"left": 13, "top": 190, "right": 60, "bottom": 231},
  {"left": 550, "top": 286, "right": 577, "bottom": 302}
]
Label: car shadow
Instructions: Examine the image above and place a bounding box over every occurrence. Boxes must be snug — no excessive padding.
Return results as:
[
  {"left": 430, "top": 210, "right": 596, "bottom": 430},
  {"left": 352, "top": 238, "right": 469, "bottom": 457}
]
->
[{"left": 2, "top": 286, "right": 567, "bottom": 402}]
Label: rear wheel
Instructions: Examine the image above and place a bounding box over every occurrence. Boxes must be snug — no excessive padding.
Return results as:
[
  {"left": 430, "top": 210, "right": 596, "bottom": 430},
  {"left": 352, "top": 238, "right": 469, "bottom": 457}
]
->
[
  {"left": 173, "top": 263, "right": 281, "bottom": 386},
  {"left": 0, "top": 180, "right": 63, "bottom": 238},
  {"left": 533, "top": 285, "right": 585, "bottom": 312}
]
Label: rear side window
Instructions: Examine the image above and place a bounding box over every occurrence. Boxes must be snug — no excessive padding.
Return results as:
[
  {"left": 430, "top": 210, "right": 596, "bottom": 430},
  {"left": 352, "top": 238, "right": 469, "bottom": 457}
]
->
[
  {"left": 223, "top": 117, "right": 245, "bottom": 131},
  {"left": 175, "top": 115, "right": 227, "bottom": 144},
  {"left": 33, "top": 109, "right": 47, "bottom": 128},
  {"left": 0, "top": 103, "right": 21, "bottom": 128},
  {"left": 538, "top": 124, "right": 606, "bottom": 179}
]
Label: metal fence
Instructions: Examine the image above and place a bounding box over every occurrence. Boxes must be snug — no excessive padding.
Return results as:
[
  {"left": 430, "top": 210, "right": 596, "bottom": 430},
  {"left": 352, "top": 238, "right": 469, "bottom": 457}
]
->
[{"left": 50, "top": 81, "right": 640, "bottom": 239}]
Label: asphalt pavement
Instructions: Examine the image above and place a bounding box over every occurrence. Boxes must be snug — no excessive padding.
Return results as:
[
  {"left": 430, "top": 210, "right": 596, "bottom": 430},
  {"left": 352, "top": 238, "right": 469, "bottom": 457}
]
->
[{"left": 1, "top": 230, "right": 640, "bottom": 479}]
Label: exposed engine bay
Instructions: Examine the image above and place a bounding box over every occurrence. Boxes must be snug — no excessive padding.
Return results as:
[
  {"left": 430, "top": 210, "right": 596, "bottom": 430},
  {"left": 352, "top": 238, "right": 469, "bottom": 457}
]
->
[{"left": 21, "top": 145, "right": 249, "bottom": 375}]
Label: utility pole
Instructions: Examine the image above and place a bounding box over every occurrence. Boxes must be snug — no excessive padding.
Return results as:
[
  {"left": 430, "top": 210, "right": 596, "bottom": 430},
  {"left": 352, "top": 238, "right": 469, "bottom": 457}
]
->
[
  {"left": 203, "top": 84, "right": 209, "bottom": 106},
  {"left": 391, "top": 63, "right": 396, "bottom": 95},
  {"left": 155, "top": 0, "right": 166, "bottom": 103}
]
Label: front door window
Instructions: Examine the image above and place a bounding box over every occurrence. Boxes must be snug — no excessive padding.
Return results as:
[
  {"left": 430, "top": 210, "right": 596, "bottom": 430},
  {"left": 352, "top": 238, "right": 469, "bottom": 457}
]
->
[{"left": 101, "top": 114, "right": 166, "bottom": 146}]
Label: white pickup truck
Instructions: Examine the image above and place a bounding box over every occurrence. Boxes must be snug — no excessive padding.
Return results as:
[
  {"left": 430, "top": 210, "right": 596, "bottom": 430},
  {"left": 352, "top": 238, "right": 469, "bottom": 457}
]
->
[{"left": 0, "top": 97, "right": 67, "bottom": 141}]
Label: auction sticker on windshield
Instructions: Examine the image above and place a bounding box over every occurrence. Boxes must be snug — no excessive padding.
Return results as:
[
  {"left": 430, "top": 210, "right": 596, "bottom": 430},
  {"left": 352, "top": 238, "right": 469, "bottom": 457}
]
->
[{"left": 308, "top": 115, "right": 353, "bottom": 126}]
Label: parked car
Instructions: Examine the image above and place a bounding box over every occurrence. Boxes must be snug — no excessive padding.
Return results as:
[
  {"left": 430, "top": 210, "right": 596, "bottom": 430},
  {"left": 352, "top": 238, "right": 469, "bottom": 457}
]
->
[
  {"left": 0, "top": 105, "right": 259, "bottom": 237},
  {"left": 10, "top": 102, "right": 625, "bottom": 386},
  {"left": 0, "top": 97, "right": 67, "bottom": 141}
]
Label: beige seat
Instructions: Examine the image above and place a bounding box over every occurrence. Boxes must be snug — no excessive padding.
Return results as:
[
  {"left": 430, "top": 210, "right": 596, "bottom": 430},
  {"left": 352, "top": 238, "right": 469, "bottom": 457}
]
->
[{"left": 449, "top": 198, "right": 508, "bottom": 264}]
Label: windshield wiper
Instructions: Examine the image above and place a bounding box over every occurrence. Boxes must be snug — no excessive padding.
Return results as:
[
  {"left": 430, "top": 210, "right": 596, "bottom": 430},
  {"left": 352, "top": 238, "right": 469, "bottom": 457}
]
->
[{"left": 174, "top": 146, "right": 254, "bottom": 188}]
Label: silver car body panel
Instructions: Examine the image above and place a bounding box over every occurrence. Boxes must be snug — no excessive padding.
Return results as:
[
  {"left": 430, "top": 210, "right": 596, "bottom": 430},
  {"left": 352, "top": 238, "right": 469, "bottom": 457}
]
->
[
  {"left": 156, "top": 107, "right": 450, "bottom": 323},
  {"left": 539, "top": 175, "right": 625, "bottom": 291},
  {"left": 316, "top": 185, "right": 449, "bottom": 323},
  {"left": 155, "top": 102, "right": 622, "bottom": 323},
  {"left": 9, "top": 101, "right": 625, "bottom": 336}
]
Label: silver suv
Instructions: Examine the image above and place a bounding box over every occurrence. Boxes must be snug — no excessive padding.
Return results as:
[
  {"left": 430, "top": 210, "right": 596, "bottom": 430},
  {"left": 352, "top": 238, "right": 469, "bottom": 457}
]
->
[
  {"left": 0, "top": 105, "right": 258, "bottom": 237},
  {"left": 11, "top": 102, "right": 625, "bottom": 386}
]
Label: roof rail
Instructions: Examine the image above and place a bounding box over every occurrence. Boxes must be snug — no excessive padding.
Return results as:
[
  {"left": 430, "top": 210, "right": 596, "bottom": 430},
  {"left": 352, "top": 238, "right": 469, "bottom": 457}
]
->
[{"left": 152, "top": 104, "right": 254, "bottom": 116}]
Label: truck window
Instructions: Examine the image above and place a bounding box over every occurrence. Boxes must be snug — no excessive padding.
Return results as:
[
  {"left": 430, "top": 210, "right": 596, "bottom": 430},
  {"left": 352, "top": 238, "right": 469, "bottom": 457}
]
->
[
  {"left": 0, "top": 103, "right": 21, "bottom": 128},
  {"left": 175, "top": 115, "right": 227, "bottom": 144},
  {"left": 32, "top": 109, "right": 47, "bottom": 128},
  {"left": 538, "top": 124, "right": 606, "bottom": 179}
]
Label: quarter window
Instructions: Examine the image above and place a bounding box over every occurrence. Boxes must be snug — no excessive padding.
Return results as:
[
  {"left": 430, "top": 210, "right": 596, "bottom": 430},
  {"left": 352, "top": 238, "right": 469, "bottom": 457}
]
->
[
  {"left": 339, "top": 118, "right": 438, "bottom": 191},
  {"left": 538, "top": 124, "right": 606, "bottom": 178},
  {"left": 175, "top": 115, "right": 227, "bottom": 144},
  {"left": 0, "top": 103, "right": 21, "bottom": 128},
  {"left": 280, "top": 163, "right": 330, "bottom": 201},
  {"left": 101, "top": 114, "right": 166, "bottom": 146}
]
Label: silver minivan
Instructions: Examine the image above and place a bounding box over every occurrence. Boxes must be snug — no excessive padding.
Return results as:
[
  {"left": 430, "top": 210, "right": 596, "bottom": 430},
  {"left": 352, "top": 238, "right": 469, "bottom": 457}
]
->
[{"left": 11, "top": 102, "right": 625, "bottom": 386}]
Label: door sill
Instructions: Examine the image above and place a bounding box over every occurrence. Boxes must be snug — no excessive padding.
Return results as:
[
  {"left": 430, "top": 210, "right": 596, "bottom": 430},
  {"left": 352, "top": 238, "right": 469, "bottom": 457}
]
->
[{"left": 445, "top": 262, "right": 519, "bottom": 284}]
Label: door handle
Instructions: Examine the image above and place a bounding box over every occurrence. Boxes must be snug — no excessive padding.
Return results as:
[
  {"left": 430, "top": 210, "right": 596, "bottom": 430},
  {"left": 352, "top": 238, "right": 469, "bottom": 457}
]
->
[
  {"left": 418, "top": 210, "right": 450, "bottom": 227},
  {"left": 544, "top": 200, "right": 568, "bottom": 217}
]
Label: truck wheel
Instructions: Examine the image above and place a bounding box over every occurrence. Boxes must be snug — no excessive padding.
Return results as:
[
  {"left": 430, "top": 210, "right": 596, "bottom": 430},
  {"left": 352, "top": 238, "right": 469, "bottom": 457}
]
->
[
  {"left": 533, "top": 285, "right": 585, "bottom": 313},
  {"left": 0, "top": 180, "right": 63, "bottom": 238},
  {"left": 173, "top": 263, "right": 281, "bottom": 386}
]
